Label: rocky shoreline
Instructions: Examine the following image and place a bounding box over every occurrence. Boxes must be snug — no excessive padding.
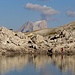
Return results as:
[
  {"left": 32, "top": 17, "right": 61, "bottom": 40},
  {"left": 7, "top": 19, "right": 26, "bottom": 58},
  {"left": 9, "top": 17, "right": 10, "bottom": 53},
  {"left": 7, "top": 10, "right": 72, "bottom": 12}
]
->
[{"left": 0, "top": 21, "right": 75, "bottom": 56}]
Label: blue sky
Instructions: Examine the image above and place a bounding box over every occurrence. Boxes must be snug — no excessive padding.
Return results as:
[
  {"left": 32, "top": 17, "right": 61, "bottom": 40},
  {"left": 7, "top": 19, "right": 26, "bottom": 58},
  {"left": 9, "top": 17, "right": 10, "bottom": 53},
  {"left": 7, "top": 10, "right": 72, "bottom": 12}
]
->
[{"left": 0, "top": 0, "right": 75, "bottom": 30}]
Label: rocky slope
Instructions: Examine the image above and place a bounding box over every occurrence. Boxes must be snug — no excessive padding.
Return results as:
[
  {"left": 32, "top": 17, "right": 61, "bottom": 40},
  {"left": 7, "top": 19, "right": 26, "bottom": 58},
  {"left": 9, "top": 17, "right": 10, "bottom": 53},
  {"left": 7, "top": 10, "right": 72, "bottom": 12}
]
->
[
  {"left": 17, "top": 20, "right": 47, "bottom": 32},
  {"left": 0, "top": 21, "right": 75, "bottom": 56}
]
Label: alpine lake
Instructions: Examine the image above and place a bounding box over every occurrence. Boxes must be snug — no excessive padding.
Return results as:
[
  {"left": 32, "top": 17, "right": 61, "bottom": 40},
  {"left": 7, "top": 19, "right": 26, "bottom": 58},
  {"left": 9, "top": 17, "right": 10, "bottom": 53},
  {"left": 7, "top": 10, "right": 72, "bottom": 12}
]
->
[{"left": 0, "top": 54, "right": 75, "bottom": 75}]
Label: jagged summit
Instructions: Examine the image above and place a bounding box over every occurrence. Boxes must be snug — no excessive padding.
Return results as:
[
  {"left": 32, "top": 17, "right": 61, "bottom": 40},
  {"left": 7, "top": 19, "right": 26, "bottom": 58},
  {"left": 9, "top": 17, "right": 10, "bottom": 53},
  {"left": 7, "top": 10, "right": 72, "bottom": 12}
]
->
[
  {"left": 17, "top": 21, "right": 33, "bottom": 32},
  {"left": 17, "top": 20, "right": 47, "bottom": 32}
]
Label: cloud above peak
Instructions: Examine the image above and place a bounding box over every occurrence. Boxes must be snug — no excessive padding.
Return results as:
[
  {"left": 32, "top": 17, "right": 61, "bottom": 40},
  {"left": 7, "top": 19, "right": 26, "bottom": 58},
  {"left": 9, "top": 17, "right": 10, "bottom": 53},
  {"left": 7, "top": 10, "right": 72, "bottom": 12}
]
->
[
  {"left": 25, "top": 3, "right": 59, "bottom": 15},
  {"left": 24, "top": 3, "right": 59, "bottom": 21},
  {"left": 66, "top": 11, "right": 75, "bottom": 17}
]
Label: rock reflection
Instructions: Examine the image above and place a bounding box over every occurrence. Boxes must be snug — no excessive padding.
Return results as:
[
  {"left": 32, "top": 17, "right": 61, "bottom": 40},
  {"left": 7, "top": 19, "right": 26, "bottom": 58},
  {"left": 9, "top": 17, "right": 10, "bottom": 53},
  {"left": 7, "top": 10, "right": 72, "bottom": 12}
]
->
[
  {"left": 0, "top": 55, "right": 29, "bottom": 75},
  {"left": 52, "top": 55, "right": 75, "bottom": 73},
  {"left": 0, "top": 55, "right": 75, "bottom": 75},
  {"left": 33, "top": 55, "right": 52, "bottom": 69}
]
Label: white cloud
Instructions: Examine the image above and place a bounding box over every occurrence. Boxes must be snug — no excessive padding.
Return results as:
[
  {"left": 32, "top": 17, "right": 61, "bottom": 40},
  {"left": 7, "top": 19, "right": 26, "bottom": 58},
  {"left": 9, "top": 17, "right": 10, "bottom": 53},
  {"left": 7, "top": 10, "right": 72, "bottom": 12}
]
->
[
  {"left": 66, "top": 11, "right": 75, "bottom": 17},
  {"left": 41, "top": 14, "right": 57, "bottom": 21},
  {"left": 25, "top": 3, "right": 59, "bottom": 15},
  {"left": 24, "top": 3, "right": 59, "bottom": 21}
]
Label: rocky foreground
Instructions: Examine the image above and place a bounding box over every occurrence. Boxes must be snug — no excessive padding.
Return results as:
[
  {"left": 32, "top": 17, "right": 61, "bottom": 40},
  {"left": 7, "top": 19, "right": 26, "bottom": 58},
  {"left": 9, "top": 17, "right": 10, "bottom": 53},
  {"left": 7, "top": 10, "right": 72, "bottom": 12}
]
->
[{"left": 0, "top": 21, "right": 75, "bottom": 56}]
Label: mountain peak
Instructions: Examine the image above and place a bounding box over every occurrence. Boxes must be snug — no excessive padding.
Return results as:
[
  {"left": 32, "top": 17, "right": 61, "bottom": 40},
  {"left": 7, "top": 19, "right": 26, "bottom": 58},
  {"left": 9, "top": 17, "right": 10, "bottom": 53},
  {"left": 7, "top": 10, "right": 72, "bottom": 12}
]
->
[{"left": 17, "top": 20, "right": 47, "bottom": 32}]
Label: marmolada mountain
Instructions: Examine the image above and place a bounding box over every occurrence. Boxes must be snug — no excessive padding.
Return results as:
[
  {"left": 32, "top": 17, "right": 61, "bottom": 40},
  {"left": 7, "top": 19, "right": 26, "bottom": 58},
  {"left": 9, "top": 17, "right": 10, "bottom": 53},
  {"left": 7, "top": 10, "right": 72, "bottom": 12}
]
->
[{"left": 17, "top": 20, "right": 47, "bottom": 32}]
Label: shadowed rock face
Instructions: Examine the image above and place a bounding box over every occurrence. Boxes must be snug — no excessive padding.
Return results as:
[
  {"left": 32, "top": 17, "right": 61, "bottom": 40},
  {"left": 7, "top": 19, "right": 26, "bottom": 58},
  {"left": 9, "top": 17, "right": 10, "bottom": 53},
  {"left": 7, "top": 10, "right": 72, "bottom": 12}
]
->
[
  {"left": 17, "top": 21, "right": 33, "bottom": 32},
  {"left": 17, "top": 20, "right": 47, "bottom": 32}
]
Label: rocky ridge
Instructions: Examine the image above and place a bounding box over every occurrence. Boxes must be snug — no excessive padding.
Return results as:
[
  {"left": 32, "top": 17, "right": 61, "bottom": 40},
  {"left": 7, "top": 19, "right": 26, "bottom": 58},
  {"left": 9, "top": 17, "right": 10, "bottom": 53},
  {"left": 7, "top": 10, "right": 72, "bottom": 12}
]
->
[{"left": 0, "top": 21, "right": 75, "bottom": 56}]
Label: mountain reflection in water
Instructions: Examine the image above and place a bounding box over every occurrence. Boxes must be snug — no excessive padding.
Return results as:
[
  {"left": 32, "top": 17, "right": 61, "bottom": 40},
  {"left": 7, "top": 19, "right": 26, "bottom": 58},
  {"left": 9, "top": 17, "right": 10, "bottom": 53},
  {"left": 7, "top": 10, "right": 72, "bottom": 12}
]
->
[{"left": 0, "top": 55, "right": 75, "bottom": 75}]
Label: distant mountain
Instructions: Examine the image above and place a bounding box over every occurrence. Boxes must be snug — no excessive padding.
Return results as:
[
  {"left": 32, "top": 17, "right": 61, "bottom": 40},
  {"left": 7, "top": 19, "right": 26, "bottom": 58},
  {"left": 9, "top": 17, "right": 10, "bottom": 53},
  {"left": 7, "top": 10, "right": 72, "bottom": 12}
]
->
[{"left": 17, "top": 20, "right": 47, "bottom": 32}]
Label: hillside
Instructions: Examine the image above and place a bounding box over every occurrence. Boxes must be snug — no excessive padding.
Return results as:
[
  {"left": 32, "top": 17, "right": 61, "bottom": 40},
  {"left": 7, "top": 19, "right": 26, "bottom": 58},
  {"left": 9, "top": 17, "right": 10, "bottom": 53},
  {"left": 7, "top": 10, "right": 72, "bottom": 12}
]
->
[{"left": 0, "top": 21, "right": 75, "bottom": 56}]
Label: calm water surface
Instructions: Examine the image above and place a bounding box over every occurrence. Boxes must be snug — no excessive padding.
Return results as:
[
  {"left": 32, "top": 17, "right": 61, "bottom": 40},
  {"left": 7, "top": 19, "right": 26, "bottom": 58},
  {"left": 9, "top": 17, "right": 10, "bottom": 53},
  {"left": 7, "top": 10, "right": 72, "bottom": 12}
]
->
[{"left": 0, "top": 55, "right": 75, "bottom": 75}]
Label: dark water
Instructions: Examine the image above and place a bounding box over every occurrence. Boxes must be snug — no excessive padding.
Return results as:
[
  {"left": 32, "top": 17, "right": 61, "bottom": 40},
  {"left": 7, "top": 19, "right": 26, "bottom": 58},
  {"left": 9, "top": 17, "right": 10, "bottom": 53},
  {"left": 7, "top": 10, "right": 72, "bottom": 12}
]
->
[{"left": 0, "top": 55, "right": 75, "bottom": 75}]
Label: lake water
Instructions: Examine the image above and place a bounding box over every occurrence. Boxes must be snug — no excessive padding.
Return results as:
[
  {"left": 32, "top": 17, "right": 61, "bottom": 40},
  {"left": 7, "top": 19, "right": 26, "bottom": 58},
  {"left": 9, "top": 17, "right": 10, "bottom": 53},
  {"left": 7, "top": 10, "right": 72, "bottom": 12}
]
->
[{"left": 0, "top": 55, "right": 75, "bottom": 75}]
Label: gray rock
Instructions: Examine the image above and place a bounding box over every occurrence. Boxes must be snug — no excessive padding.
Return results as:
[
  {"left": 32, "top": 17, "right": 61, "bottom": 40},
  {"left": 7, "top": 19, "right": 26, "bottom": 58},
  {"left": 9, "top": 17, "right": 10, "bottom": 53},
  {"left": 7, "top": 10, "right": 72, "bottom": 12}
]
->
[
  {"left": 0, "top": 21, "right": 75, "bottom": 55},
  {"left": 17, "top": 20, "right": 47, "bottom": 32}
]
